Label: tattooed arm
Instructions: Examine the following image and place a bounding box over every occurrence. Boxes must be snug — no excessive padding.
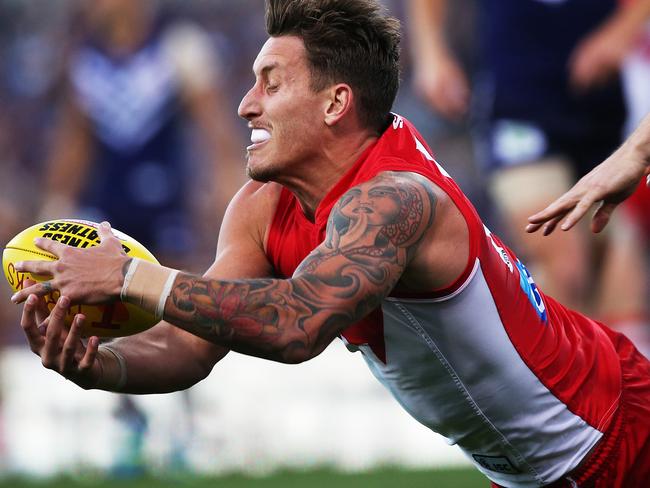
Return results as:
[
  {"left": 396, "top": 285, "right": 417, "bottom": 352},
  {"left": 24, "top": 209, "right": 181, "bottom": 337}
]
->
[
  {"left": 14, "top": 174, "right": 437, "bottom": 388},
  {"left": 16, "top": 180, "right": 277, "bottom": 393},
  {"left": 163, "top": 172, "right": 437, "bottom": 363}
]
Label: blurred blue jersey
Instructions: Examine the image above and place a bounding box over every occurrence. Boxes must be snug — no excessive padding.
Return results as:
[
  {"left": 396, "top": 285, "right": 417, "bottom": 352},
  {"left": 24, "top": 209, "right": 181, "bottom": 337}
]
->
[
  {"left": 69, "top": 21, "right": 194, "bottom": 258},
  {"left": 475, "top": 0, "right": 625, "bottom": 174}
]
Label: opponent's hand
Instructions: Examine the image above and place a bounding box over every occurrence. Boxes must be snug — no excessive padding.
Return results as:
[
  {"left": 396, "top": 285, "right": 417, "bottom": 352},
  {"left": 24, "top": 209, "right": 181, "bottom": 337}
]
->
[
  {"left": 11, "top": 221, "right": 129, "bottom": 305},
  {"left": 21, "top": 291, "right": 103, "bottom": 389},
  {"left": 526, "top": 149, "right": 648, "bottom": 235}
]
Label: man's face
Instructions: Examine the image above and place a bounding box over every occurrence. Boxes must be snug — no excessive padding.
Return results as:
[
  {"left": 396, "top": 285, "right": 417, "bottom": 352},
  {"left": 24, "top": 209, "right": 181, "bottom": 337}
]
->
[{"left": 238, "top": 36, "right": 328, "bottom": 182}]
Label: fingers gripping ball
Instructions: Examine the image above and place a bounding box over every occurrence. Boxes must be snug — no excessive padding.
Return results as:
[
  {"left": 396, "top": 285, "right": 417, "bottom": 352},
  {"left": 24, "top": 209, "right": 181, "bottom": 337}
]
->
[{"left": 3, "top": 219, "right": 159, "bottom": 337}]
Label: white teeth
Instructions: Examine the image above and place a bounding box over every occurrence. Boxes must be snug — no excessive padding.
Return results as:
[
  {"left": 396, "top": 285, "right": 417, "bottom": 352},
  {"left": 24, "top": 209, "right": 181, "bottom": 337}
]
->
[{"left": 251, "top": 129, "right": 271, "bottom": 144}]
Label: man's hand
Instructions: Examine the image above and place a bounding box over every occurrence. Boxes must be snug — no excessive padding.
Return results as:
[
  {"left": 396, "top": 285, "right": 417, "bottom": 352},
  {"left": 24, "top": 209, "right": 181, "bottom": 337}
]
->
[
  {"left": 21, "top": 288, "right": 103, "bottom": 389},
  {"left": 11, "top": 222, "right": 129, "bottom": 305},
  {"left": 526, "top": 149, "right": 647, "bottom": 235}
]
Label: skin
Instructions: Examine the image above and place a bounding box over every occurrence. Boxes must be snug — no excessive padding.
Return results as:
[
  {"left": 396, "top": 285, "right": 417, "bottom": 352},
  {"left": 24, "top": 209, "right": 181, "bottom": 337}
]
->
[
  {"left": 527, "top": 112, "right": 650, "bottom": 235},
  {"left": 163, "top": 173, "right": 435, "bottom": 363},
  {"left": 12, "top": 35, "right": 469, "bottom": 392},
  {"left": 14, "top": 171, "right": 439, "bottom": 365},
  {"left": 240, "top": 38, "right": 328, "bottom": 184},
  {"left": 408, "top": 0, "right": 650, "bottom": 316}
]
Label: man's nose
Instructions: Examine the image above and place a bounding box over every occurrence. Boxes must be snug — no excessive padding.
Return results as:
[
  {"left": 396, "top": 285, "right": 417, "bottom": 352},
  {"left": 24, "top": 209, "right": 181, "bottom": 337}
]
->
[{"left": 238, "top": 86, "right": 261, "bottom": 120}]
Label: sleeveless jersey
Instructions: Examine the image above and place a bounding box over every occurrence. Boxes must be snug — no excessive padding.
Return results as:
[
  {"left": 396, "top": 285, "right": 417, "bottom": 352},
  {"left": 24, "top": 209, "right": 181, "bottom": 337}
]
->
[{"left": 266, "top": 115, "right": 622, "bottom": 487}]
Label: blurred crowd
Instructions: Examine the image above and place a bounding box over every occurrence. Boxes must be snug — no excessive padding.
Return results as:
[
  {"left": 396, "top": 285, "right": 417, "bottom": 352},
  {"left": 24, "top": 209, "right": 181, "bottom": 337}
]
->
[{"left": 1, "top": 0, "right": 650, "bottom": 477}]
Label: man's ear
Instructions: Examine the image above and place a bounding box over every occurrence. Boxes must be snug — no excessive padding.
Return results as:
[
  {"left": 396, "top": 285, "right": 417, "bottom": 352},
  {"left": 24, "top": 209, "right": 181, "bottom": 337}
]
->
[{"left": 324, "top": 84, "right": 353, "bottom": 126}]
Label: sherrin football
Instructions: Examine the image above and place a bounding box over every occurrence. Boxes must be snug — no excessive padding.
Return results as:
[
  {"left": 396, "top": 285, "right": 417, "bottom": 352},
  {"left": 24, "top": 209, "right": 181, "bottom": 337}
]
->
[{"left": 3, "top": 219, "right": 159, "bottom": 338}]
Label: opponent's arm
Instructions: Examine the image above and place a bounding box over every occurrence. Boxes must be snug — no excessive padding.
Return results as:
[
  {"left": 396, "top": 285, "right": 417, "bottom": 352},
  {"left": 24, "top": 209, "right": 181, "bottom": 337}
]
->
[
  {"left": 158, "top": 172, "right": 436, "bottom": 363},
  {"left": 527, "top": 112, "right": 650, "bottom": 235}
]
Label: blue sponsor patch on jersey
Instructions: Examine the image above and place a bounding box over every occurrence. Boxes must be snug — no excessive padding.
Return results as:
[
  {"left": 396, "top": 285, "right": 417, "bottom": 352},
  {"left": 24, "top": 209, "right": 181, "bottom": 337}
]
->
[{"left": 516, "top": 260, "right": 547, "bottom": 324}]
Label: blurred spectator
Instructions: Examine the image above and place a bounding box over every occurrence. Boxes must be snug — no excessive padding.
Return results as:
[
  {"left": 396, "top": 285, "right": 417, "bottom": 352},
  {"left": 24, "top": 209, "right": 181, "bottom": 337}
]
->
[
  {"left": 31, "top": 0, "right": 247, "bottom": 475},
  {"left": 111, "top": 396, "right": 149, "bottom": 477},
  {"left": 408, "top": 0, "right": 650, "bottom": 348},
  {"left": 39, "top": 0, "right": 246, "bottom": 271},
  {"left": 622, "top": 13, "right": 650, "bottom": 135}
]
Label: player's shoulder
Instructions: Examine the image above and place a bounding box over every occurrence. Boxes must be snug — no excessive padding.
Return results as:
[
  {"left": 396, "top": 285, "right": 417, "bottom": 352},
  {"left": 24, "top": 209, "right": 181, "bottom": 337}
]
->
[
  {"left": 216, "top": 181, "right": 283, "bottom": 260},
  {"left": 233, "top": 180, "right": 283, "bottom": 207},
  {"left": 373, "top": 169, "right": 434, "bottom": 185},
  {"left": 223, "top": 180, "right": 283, "bottom": 230}
]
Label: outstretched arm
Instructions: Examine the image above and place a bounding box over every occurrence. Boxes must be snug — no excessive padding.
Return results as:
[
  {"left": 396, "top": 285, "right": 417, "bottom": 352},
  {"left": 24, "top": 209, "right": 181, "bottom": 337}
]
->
[
  {"left": 15, "top": 181, "right": 275, "bottom": 393},
  {"left": 527, "top": 113, "right": 650, "bottom": 235},
  {"left": 14, "top": 173, "right": 437, "bottom": 364},
  {"left": 160, "top": 172, "right": 436, "bottom": 362}
]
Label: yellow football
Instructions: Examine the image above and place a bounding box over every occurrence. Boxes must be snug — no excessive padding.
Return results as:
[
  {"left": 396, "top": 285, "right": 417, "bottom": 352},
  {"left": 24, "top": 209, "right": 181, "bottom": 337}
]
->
[{"left": 3, "top": 219, "right": 159, "bottom": 338}]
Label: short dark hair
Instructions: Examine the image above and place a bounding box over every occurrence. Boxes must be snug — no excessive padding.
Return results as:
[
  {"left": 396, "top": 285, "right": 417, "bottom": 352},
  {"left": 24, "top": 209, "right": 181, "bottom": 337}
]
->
[{"left": 265, "top": 0, "right": 401, "bottom": 133}]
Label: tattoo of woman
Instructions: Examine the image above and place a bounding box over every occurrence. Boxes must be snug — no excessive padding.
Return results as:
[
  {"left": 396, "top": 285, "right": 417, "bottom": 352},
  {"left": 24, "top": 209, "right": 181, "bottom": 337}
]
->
[{"left": 165, "top": 172, "right": 436, "bottom": 363}]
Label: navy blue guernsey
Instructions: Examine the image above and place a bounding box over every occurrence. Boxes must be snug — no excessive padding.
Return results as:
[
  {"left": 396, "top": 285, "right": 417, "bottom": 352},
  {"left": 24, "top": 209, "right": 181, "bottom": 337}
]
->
[
  {"left": 69, "top": 19, "right": 192, "bottom": 257},
  {"left": 476, "top": 0, "right": 623, "bottom": 137}
]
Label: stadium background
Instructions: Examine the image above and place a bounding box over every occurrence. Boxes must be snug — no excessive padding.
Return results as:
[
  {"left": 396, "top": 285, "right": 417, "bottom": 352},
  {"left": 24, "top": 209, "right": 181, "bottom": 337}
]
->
[{"left": 3, "top": 0, "right": 639, "bottom": 486}]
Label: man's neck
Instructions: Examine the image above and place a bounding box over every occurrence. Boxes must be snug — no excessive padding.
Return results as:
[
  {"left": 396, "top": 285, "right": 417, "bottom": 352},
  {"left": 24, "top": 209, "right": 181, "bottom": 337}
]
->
[{"left": 282, "top": 131, "right": 380, "bottom": 221}]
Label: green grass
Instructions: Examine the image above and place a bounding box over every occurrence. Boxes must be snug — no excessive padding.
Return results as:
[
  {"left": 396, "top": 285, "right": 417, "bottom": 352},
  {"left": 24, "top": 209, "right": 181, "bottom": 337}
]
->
[{"left": 0, "top": 467, "right": 488, "bottom": 487}]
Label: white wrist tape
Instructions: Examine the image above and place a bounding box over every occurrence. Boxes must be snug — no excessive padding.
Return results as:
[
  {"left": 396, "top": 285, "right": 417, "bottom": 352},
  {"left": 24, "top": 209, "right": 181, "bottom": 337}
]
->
[
  {"left": 99, "top": 345, "right": 127, "bottom": 391},
  {"left": 120, "top": 258, "right": 179, "bottom": 320}
]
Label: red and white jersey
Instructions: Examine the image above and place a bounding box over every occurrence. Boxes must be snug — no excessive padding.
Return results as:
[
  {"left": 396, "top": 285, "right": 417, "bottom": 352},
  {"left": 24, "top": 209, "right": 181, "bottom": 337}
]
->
[{"left": 266, "top": 115, "right": 622, "bottom": 487}]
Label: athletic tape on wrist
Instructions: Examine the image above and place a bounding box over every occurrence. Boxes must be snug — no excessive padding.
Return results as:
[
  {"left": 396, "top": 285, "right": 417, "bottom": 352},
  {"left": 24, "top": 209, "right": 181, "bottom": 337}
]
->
[
  {"left": 120, "top": 258, "right": 179, "bottom": 320},
  {"left": 158, "top": 268, "right": 179, "bottom": 319},
  {"left": 120, "top": 258, "right": 140, "bottom": 302},
  {"left": 99, "top": 345, "right": 127, "bottom": 391}
]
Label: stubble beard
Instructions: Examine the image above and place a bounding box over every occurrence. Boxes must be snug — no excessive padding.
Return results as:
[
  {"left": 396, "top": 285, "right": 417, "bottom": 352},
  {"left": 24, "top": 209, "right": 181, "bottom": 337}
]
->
[{"left": 246, "top": 157, "right": 275, "bottom": 183}]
